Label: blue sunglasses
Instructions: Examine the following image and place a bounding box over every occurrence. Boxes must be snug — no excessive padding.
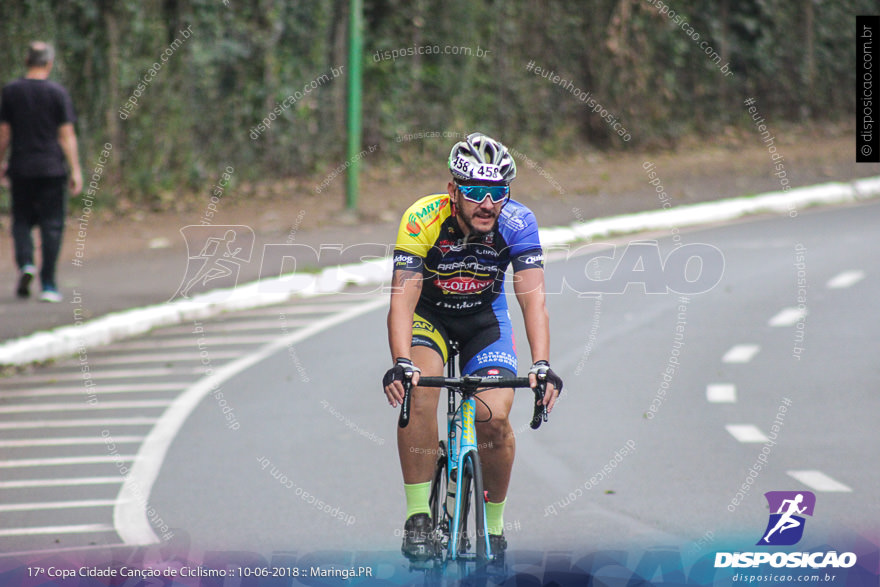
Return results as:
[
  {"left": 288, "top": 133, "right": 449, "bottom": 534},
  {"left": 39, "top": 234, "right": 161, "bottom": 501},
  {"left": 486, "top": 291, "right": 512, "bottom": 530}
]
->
[{"left": 457, "top": 184, "right": 510, "bottom": 204}]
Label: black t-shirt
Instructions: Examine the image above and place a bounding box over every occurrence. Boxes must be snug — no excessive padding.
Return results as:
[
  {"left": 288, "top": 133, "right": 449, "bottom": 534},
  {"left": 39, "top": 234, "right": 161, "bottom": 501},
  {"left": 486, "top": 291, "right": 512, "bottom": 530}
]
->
[{"left": 0, "top": 77, "right": 77, "bottom": 178}]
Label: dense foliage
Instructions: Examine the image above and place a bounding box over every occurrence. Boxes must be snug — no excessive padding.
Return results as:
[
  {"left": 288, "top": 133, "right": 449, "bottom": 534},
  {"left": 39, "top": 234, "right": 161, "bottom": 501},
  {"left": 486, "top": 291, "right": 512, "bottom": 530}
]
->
[{"left": 0, "top": 0, "right": 863, "bottom": 205}]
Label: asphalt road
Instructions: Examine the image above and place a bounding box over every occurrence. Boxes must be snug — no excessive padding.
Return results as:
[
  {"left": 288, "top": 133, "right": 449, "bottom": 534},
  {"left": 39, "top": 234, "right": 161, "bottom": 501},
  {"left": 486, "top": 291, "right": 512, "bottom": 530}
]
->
[{"left": 1, "top": 200, "right": 877, "bottom": 578}]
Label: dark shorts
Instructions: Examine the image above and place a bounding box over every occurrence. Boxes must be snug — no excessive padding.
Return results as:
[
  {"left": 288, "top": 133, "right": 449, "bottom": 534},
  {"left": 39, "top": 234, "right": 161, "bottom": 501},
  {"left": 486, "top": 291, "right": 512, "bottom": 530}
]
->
[{"left": 412, "top": 295, "right": 517, "bottom": 377}]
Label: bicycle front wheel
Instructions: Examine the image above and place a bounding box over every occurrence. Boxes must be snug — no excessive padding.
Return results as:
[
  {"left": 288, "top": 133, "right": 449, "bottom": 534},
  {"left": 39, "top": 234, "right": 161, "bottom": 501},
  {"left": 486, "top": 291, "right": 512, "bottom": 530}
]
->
[
  {"left": 459, "top": 449, "right": 488, "bottom": 562},
  {"left": 428, "top": 441, "right": 448, "bottom": 548}
]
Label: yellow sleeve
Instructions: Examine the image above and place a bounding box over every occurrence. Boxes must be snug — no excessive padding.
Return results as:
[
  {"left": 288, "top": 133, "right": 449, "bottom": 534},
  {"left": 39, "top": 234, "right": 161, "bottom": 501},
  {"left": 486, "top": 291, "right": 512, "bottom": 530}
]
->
[{"left": 394, "top": 194, "right": 449, "bottom": 258}]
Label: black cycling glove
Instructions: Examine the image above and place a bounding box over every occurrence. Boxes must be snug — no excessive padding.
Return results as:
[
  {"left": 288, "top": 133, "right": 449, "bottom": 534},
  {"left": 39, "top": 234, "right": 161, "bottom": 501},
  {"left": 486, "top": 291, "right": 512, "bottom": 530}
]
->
[
  {"left": 529, "top": 360, "right": 563, "bottom": 394},
  {"left": 383, "top": 357, "right": 421, "bottom": 388}
]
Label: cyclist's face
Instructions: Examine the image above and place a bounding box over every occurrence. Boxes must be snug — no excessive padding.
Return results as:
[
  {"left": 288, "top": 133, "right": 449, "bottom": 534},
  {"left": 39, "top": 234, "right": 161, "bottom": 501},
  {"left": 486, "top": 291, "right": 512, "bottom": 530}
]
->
[{"left": 448, "top": 181, "right": 504, "bottom": 236}]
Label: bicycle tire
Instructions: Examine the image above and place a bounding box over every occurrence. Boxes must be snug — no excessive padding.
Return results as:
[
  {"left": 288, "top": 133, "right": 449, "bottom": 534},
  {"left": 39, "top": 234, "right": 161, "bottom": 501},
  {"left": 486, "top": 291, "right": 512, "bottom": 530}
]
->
[
  {"left": 460, "top": 450, "right": 487, "bottom": 562},
  {"left": 428, "top": 441, "right": 448, "bottom": 532}
]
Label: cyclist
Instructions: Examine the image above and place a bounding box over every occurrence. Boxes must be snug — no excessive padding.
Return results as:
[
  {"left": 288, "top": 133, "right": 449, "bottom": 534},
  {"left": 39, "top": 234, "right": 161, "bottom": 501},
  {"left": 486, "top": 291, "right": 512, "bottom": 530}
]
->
[{"left": 383, "top": 132, "right": 563, "bottom": 562}]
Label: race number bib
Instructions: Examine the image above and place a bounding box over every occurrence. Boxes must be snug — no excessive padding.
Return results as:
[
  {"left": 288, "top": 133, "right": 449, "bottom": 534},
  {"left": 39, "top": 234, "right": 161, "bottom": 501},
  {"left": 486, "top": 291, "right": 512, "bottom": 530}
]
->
[{"left": 453, "top": 155, "right": 501, "bottom": 181}]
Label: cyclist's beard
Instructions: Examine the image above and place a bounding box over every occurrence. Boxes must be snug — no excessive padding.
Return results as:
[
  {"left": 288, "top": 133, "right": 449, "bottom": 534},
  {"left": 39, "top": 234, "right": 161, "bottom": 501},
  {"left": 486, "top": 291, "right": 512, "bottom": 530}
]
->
[{"left": 458, "top": 206, "right": 497, "bottom": 239}]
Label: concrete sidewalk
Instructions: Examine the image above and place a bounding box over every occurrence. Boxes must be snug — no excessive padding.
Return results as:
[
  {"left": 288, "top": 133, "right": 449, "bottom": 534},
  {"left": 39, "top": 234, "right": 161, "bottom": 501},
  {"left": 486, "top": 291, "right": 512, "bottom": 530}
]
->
[{"left": 1, "top": 177, "right": 879, "bottom": 367}]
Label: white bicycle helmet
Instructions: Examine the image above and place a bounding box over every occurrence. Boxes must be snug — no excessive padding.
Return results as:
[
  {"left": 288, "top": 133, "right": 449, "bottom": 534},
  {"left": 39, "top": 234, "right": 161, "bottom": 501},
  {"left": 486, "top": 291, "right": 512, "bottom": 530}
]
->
[{"left": 448, "top": 132, "right": 517, "bottom": 184}]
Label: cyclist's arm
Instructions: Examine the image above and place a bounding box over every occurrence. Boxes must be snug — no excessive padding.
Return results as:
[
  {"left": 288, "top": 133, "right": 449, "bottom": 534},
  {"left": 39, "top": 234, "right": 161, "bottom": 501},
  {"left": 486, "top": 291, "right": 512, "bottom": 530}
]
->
[
  {"left": 513, "top": 267, "right": 550, "bottom": 364},
  {"left": 513, "top": 266, "right": 559, "bottom": 409},
  {"left": 385, "top": 266, "right": 423, "bottom": 405},
  {"left": 388, "top": 267, "right": 422, "bottom": 361}
]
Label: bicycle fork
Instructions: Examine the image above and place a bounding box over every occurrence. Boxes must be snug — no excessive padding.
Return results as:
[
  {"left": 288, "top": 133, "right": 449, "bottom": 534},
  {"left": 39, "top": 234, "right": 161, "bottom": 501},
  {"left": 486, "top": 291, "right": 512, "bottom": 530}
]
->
[{"left": 446, "top": 395, "right": 491, "bottom": 561}]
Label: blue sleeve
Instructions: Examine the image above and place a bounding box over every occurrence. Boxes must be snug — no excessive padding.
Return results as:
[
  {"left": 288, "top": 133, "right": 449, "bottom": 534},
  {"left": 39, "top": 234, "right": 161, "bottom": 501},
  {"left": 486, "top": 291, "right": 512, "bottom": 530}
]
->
[{"left": 499, "top": 201, "right": 544, "bottom": 271}]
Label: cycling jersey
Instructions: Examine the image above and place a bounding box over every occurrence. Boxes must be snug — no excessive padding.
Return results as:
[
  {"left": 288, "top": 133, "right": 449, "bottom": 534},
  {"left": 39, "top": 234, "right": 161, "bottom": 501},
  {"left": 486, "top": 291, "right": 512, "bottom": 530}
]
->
[{"left": 393, "top": 193, "right": 544, "bottom": 315}]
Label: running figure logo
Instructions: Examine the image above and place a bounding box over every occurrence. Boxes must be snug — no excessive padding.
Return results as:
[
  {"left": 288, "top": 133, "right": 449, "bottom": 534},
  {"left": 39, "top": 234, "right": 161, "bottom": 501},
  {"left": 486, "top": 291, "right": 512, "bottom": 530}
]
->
[
  {"left": 758, "top": 491, "right": 816, "bottom": 546},
  {"left": 170, "top": 225, "right": 255, "bottom": 300}
]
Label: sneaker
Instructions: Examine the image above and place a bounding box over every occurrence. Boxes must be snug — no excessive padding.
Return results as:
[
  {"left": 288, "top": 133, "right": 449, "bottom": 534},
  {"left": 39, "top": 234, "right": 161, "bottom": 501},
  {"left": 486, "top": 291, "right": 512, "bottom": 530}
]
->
[
  {"left": 39, "top": 288, "right": 63, "bottom": 303},
  {"left": 401, "top": 513, "right": 435, "bottom": 560},
  {"left": 489, "top": 533, "right": 507, "bottom": 564},
  {"left": 16, "top": 265, "right": 35, "bottom": 298}
]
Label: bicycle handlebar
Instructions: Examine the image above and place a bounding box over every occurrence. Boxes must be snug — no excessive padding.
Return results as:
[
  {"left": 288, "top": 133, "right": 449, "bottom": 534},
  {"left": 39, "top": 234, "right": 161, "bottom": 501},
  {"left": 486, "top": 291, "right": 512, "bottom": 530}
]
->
[{"left": 397, "top": 375, "right": 548, "bottom": 430}]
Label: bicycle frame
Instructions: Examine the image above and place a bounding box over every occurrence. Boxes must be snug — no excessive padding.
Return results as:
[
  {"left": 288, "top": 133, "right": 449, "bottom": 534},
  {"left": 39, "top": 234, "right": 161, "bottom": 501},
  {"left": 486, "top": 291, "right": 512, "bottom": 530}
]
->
[{"left": 443, "top": 362, "right": 490, "bottom": 561}]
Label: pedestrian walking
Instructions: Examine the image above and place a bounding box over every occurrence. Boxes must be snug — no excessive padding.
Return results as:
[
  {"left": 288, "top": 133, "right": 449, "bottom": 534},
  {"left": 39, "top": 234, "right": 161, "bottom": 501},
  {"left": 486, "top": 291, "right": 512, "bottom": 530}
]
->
[{"left": 0, "top": 41, "right": 83, "bottom": 302}]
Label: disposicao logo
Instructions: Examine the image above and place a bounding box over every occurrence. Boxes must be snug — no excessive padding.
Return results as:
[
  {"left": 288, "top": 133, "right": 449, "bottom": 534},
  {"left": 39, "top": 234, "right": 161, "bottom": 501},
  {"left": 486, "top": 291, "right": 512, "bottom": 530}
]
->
[
  {"left": 758, "top": 491, "right": 814, "bottom": 546},
  {"left": 714, "top": 491, "right": 858, "bottom": 569}
]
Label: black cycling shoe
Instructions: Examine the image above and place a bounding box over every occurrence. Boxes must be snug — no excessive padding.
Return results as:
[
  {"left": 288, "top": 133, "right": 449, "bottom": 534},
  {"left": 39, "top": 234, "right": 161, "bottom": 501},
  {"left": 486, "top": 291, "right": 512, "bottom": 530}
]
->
[
  {"left": 489, "top": 533, "right": 507, "bottom": 565},
  {"left": 401, "top": 513, "right": 435, "bottom": 560}
]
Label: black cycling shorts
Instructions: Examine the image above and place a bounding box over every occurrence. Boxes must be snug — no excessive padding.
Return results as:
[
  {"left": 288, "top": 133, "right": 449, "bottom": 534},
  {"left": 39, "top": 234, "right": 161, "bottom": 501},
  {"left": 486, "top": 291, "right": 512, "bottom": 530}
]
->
[{"left": 411, "top": 295, "right": 517, "bottom": 377}]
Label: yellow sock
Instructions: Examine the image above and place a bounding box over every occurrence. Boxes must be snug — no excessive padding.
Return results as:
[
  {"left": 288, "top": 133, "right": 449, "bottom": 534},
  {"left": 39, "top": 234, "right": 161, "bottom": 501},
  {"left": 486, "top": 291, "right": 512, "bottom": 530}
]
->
[
  {"left": 404, "top": 482, "right": 432, "bottom": 519},
  {"left": 486, "top": 498, "right": 506, "bottom": 535}
]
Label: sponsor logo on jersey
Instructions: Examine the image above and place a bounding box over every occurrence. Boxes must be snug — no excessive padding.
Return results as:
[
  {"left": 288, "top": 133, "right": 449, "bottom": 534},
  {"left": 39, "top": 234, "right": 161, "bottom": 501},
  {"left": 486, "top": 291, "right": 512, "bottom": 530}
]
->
[
  {"left": 522, "top": 253, "right": 544, "bottom": 266},
  {"left": 417, "top": 197, "right": 448, "bottom": 219},
  {"left": 406, "top": 218, "right": 421, "bottom": 237},
  {"left": 434, "top": 277, "right": 493, "bottom": 293},
  {"left": 413, "top": 320, "right": 436, "bottom": 333},
  {"left": 436, "top": 239, "right": 464, "bottom": 253},
  {"left": 407, "top": 197, "right": 448, "bottom": 237}
]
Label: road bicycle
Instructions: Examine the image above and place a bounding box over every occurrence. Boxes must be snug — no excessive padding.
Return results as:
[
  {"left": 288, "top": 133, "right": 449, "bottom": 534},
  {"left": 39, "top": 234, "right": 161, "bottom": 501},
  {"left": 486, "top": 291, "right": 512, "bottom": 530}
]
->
[{"left": 398, "top": 345, "right": 549, "bottom": 578}]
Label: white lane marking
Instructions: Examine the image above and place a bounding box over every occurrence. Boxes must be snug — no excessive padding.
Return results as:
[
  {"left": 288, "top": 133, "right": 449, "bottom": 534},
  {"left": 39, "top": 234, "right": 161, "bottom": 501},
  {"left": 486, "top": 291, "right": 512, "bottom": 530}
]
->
[
  {"left": 768, "top": 307, "right": 807, "bottom": 327},
  {"left": 0, "top": 436, "right": 143, "bottom": 448},
  {"left": 787, "top": 470, "right": 853, "bottom": 492},
  {"left": 1, "top": 368, "right": 179, "bottom": 385},
  {"left": 0, "top": 417, "right": 157, "bottom": 430},
  {"left": 0, "top": 477, "right": 122, "bottom": 489},
  {"left": 0, "top": 524, "right": 114, "bottom": 537},
  {"left": 826, "top": 270, "right": 865, "bottom": 289},
  {"left": 0, "top": 499, "right": 117, "bottom": 512},
  {"left": 110, "top": 334, "right": 280, "bottom": 350},
  {"left": 154, "top": 318, "right": 311, "bottom": 335},
  {"left": 116, "top": 295, "right": 389, "bottom": 545},
  {"left": 0, "top": 383, "right": 186, "bottom": 399},
  {"left": 707, "top": 384, "right": 737, "bottom": 403},
  {"left": 91, "top": 351, "right": 241, "bottom": 365},
  {"left": 722, "top": 344, "right": 761, "bottom": 363},
  {"left": 238, "top": 303, "right": 366, "bottom": 316},
  {"left": 0, "top": 400, "right": 171, "bottom": 414},
  {"left": 725, "top": 424, "right": 769, "bottom": 443},
  {"left": 0, "top": 455, "right": 135, "bottom": 468}
]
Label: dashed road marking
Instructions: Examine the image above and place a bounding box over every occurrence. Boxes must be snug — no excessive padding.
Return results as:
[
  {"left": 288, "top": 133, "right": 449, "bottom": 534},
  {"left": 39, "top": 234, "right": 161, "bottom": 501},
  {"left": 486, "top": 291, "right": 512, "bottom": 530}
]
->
[
  {"left": 826, "top": 270, "right": 865, "bottom": 289},
  {"left": 706, "top": 384, "right": 737, "bottom": 403},
  {"left": 722, "top": 344, "right": 761, "bottom": 363},
  {"left": 725, "top": 424, "right": 769, "bottom": 443},
  {"left": 787, "top": 470, "right": 853, "bottom": 492},
  {"left": 768, "top": 307, "right": 807, "bottom": 327}
]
